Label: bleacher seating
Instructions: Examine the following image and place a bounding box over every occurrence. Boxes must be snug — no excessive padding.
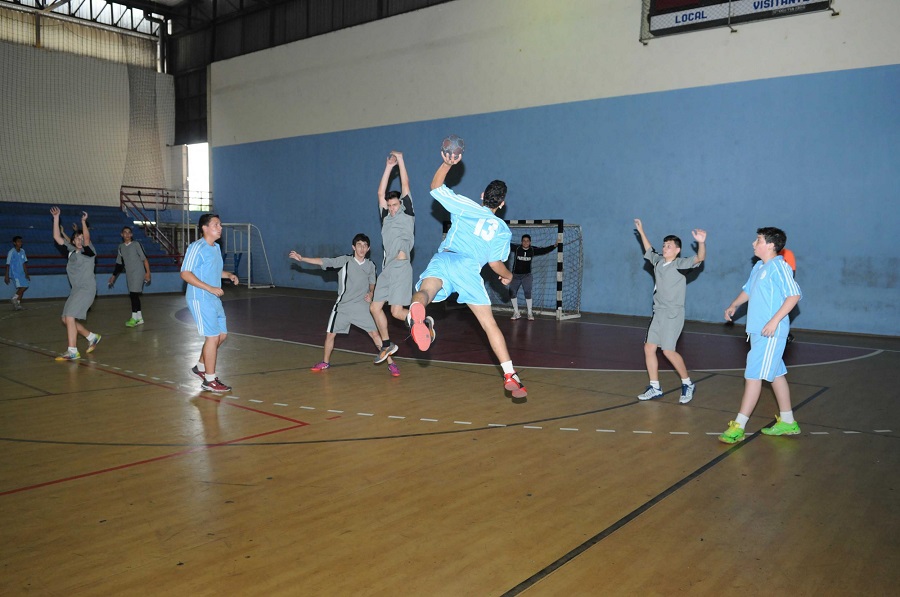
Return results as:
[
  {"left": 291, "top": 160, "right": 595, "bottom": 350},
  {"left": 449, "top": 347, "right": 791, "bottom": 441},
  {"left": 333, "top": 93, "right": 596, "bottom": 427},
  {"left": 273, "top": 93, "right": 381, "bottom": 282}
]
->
[{"left": 0, "top": 201, "right": 179, "bottom": 275}]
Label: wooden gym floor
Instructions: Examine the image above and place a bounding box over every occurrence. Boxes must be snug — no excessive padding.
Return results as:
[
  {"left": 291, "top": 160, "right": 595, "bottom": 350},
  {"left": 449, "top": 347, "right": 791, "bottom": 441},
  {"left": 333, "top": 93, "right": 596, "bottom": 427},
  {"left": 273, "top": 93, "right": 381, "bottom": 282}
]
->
[{"left": 0, "top": 287, "right": 897, "bottom": 595}]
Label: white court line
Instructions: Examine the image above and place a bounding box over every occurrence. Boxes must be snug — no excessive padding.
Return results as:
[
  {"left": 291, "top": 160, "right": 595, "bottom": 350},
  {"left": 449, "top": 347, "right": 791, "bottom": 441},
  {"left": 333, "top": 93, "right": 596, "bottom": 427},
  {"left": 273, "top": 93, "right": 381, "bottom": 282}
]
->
[
  {"left": 273, "top": 403, "right": 288, "bottom": 407},
  {"left": 560, "top": 427, "right": 578, "bottom": 432},
  {"left": 669, "top": 432, "right": 689, "bottom": 435},
  {"left": 421, "top": 418, "right": 438, "bottom": 422},
  {"left": 300, "top": 406, "right": 315, "bottom": 410},
  {"left": 388, "top": 416, "right": 405, "bottom": 419},
  {"left": 633, "top": 430, "right": 652, "bottom": 434},
  {"left": 597, "top": 429, "right": 615, "bottom": 433},
  {"left": 810, "top": 431, "right": 829, "bottom": 435},
  {"left": 327, "top": 409, "right": 343, "bottom": 413},
  {"left": 523, "top": 425, "right": 542, "bottom": 429},
  {"left": 249, "top": 399, "right": 263, "bottom": 403},
  {"left": 357, "top": 413, "right": 374, "bottom": 417},
  {"left": 454, "top": 421, "right": 472, "bottom": 425}
]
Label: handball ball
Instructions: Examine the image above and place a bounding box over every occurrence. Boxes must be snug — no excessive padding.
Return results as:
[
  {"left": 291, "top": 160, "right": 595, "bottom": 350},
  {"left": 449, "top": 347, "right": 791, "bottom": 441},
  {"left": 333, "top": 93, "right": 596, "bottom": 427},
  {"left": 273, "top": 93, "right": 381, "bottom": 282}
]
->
[{"left": 441, "top": 135, "right": 465, "bottom": 159}]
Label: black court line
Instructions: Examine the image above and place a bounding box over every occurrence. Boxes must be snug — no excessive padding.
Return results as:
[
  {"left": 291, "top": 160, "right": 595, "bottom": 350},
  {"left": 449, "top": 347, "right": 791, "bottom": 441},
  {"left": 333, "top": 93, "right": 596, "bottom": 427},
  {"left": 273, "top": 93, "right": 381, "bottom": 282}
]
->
[{"left": 500, "top": 385, "right": 831, "bottom": 596}]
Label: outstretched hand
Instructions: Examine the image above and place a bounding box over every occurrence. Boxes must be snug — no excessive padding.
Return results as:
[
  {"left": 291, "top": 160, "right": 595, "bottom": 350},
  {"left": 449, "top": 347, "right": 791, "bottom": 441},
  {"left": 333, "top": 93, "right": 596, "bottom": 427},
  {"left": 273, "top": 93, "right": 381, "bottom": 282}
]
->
[
  {"left": 50, "top": 206, "right": 61, "bottom": 218},
  {"left": 440, "top": 151, "right": 463, "bottom": 167},
  {"left": 288, "top": 250, "right": 302, "bottom": 262},
  {"left": 633, "top": 218, "right": 643, "bottom": 232},
  {"left": 692, "top": 228, "right": 707, "bottom": 243}
]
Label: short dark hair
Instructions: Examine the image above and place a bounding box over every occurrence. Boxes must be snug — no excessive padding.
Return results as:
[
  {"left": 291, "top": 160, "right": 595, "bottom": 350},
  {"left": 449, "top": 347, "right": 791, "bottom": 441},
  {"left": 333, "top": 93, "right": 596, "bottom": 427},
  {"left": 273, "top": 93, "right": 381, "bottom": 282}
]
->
[
  {"left": 352, "top": 233, "right": 370, "bottom": 247},
  {"left": 757, "top": 227, "right": 786, "bottom": 253},
  {"left": 121, "top": 226, "right": 132, "bottom": 233},
  {"left": 663, "top": 235, "right": 682, "bottom": 250},
  {"left": 521, "top": 234, "right": 531, "bottom": 242},
  {"left": 482, "top": 180, "right": 507, "bottom": 209},
  {"left": 385, "top": 191, "right": 401, "bottom": 201},
  {"left": 197, "top": 213, "right": 220, "bottom": 234},
  {"left": 12, "top": 236, "right": 22, "bottom": 243}
]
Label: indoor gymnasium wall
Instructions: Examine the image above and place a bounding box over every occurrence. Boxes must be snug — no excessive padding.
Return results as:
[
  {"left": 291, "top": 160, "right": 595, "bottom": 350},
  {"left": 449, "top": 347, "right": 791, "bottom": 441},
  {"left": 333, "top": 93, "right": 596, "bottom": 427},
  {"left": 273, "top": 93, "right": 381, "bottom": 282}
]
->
[{"left": 209, "top": 0, "right": 900, "bottom": 335}]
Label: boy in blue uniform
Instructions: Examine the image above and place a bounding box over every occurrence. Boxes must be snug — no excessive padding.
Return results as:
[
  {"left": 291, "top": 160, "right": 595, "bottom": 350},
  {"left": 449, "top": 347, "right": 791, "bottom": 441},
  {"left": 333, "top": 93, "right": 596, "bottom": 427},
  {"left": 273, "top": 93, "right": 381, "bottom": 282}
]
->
[
  {"left": 5, "top": 236, "right": 29, "bottom": 310},
  {"left": 181, "top": 214, "right": 240, "bottom": 393},
  {"left": 407, "top": 151, "right": 526, "bottom": 398},
  {"left": 719, "top": 227, "right": 802, "bottom": 443}
]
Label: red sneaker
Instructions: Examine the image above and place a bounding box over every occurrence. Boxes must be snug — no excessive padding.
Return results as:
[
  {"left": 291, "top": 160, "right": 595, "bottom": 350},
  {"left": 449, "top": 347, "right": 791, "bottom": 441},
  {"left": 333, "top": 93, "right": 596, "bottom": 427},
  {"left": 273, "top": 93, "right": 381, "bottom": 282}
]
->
[
  {"left": 503, "top": 372, "right": 527, "bottom": 398},
  {"left": 408, "top": 302, "right": 432, "bottom": 351},
  {"left": 201, "top": 377, "right": 232, "bottom": 393}
]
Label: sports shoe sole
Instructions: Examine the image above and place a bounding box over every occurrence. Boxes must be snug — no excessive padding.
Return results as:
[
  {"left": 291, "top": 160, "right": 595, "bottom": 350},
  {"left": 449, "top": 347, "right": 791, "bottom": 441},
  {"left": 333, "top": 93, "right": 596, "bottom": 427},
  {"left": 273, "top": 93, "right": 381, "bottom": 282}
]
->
[
  {"left": 409, "top": 303, "right": 432, "bottom": 351},
  {"left": 374, "top": 343, "right": 399, "bottom": 364},
  {"left": 717, "top": 434, "right": 745, "bottom": 445},
  {"left": 504, "top": 378, "right": 528, "bottom": 398},
  {"left": 86, "top": 335, "right": 102, "bottom": 353}
]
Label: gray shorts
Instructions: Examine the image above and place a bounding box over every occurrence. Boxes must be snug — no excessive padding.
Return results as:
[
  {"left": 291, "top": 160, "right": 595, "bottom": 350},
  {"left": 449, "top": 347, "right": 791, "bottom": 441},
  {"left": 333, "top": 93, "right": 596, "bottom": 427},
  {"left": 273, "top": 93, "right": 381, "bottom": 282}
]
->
[
  {"left": 373, "top": 260, "right": 412, "bottom": 306},
  {"left": 326, "top": 301, "right": 377, "bottom": 335},
  {"left": 645, "top": 309, "right": 685, "bottom": 351},
  {"left": 62, "top": 284, "right": 97, "bottom": 320}
]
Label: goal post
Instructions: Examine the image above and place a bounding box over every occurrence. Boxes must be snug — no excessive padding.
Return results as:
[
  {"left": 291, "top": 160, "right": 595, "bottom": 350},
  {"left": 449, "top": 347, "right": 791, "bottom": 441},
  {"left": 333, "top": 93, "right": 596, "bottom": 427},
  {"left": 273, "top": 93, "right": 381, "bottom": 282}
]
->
[
  {"left": 441, "top": 219, "right": 583, "bottom": 320},
  {"left": 220, "top": 223, "right": 275, "bottom": 289}
]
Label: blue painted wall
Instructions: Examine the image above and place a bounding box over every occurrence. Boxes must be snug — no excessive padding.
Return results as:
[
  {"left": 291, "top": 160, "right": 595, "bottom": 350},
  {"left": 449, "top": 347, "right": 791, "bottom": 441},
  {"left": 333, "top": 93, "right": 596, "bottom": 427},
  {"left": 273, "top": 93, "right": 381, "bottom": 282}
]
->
[{"left": 213, "top": 65, "right": 900, "bottom": 336}]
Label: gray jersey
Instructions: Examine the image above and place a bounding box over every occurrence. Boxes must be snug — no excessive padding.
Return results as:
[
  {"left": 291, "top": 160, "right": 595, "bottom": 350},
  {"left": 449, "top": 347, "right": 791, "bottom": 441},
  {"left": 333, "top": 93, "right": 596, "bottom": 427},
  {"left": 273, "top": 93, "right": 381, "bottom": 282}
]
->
[
  {"left": 116, "top": 241, "right": 148, "bottom": 293},
  {"left": 63, "top": 241, "right": 97, "bottom": 319},
  {"left": 379, "top": 194, "right": 415, "bottom": 268},
  {"left": 644, "top": 248, "right": 699, "bottom": 312},
  {"left": 320, "top": 255, "right": 376, "bottom": 312}
]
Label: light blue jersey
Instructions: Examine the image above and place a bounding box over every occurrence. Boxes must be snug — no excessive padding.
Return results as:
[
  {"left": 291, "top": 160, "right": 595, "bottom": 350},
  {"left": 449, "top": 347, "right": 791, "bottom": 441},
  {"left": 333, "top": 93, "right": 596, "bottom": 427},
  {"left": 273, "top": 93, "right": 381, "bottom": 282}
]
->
[
  {"left": 743, "top": 255, "right": 802, "bottom": 339},
  {"left": 181, "top": 239, "right": 223, "bottom": 303},
  {"left": 431, "top": 185, "right": 511, "bottom": 266}
]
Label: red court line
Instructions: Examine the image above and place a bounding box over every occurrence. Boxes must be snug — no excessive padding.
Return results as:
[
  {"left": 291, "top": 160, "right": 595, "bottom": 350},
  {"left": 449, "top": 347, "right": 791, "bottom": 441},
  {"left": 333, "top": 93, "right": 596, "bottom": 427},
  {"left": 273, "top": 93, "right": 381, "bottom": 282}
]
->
[
  {"left": 0, "top": 423, "right": 307, "bottom": 497},
  {"left": 0, "top": 339, "right": 313, "bottom": 496}
]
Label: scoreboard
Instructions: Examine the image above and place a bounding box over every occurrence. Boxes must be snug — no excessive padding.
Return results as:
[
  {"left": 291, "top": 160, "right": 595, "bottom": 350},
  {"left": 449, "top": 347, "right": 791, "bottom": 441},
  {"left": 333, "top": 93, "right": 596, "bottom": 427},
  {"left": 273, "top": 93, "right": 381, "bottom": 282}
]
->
[{"left": 648, "top": 0, "right": 832, "bottom": 36}]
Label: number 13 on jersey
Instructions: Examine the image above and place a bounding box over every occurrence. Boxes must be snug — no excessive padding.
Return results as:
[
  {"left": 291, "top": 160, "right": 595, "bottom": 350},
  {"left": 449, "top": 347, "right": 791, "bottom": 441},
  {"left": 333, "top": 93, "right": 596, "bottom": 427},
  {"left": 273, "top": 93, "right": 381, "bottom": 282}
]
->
[{"left": 474, "top": 218, "right": 498, "bottom": 241}]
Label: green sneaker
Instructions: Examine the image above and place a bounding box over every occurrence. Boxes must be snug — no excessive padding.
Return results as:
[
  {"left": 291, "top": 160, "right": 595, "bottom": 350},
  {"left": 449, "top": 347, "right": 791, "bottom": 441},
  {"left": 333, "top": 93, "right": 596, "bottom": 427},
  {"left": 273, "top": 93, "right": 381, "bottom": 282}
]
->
[
  {"left": 718, "top": 420, "right": 745, "bottom": 444},
  {"left": 761, "top": 417, "right": 801, "bottom": 436},
  {"left": 125, "top": 318, "right": 138, "bottom": 327}
]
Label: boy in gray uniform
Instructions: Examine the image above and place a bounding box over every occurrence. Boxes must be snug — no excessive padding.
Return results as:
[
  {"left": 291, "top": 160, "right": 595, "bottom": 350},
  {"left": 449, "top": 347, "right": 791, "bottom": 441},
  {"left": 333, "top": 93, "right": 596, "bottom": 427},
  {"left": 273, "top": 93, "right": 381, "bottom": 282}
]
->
[
  {"left": 108, "top": 226, "right": 152, "bottom": 327},
  {"left": 51, "top": 207, "right": 101, "bottom": 361},
  {"left": 371, "top": 151, "right": 420, "bottom": 365},
  {"left": 633, "top": 218, "right": 706, "bottom": 403},
  {"left": 290, "top": 234, "right": 399, "bottom": 376}
]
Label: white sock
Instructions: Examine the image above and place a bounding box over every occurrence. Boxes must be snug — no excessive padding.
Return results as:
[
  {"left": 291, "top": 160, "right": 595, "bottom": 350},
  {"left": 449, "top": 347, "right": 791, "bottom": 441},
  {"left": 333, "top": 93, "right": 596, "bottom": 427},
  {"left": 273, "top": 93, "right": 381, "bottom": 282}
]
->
[
  {"left": 204, "top": 373, "right": 216, "bottom": 382},
  {"left": 136, "top": 311, "right": 142, "bottom": 320},
  {"left": 525, "top": 298, "right": 533, "bottom": 314},
  {"left": 511, "top": 303, "right": 520, "bottom": 315},
  {"left": 780, "top": 411, "right": 795, "bottom": 424},
  {"left": 735, "top": 413, "right": 750, "bottom": 429},
  {"left": 86, "top": 332, "right": 98, "bottom": 342},
  {"left": 68, "top": 346, "right": 78, "bottom": 355},
  {"left": 650, "top": 380, "right": 660, "bottom": 390},
  {"left": 681, "top": 378, "right": 692, "bottom": 385},
  {"left": 500, "top": 360, "right": 515, "bottom": 375},
  {"left": 196, "top": 361, "right": 206, "bottom": 372}
]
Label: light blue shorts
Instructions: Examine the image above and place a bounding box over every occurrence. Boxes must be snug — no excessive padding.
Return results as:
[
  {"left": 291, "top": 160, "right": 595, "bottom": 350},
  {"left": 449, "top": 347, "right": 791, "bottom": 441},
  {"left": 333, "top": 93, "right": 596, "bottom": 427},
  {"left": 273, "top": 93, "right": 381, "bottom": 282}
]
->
[
  {"left": 745, "top": 334, "right": 788, "bottom": 382},
  {"left": 187, "top": 298, "right": 227, "bottom": 337},
  {"left": 12, "top": 275, "right": 29, "bottom": 289},
  {"left": 417, "top": 252, "right": 491, "bottom": 306}
]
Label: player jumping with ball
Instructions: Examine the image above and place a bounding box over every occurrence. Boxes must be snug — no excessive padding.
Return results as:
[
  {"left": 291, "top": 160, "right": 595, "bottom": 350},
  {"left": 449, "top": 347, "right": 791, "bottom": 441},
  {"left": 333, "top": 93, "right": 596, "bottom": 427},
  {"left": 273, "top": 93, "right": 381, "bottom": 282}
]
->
[{"left": 406, "top": 144, "right": 527, "bottom": 398}]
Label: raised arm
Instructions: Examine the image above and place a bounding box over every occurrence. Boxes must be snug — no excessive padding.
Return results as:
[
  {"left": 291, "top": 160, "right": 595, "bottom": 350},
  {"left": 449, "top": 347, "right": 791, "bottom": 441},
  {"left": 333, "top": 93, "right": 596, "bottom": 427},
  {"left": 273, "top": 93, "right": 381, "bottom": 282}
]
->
[
  {"left": 288, "top": 250, "right": 323, "bottom": 267},
  {"left": 431, "top": 151, "right": 462, "bottom": 190},
  {"left": 692, "top": 228, "right": 707, "bottom": 265},
  {"left": 377, "top": 153, "right": 397, "bottom": 210},
  {"left": 80, "top": 212, "right": 91, "bottom": 246},
  {"left": 633, "top": 218, "right": 652, "bottom": 253},
  {"left": 394, "top": 151, "right": 411, "bottom": 198},
  {"left": 50, "top": 207, "right": 65, "bottom": 245}
]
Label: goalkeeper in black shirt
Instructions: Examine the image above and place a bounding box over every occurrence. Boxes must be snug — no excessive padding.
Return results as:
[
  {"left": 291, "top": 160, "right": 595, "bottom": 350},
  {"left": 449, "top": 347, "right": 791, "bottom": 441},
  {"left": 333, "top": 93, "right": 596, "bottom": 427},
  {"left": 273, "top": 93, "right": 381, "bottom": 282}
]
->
[{"left": 509, "top": 234, "right": 557, "bottom": 320}]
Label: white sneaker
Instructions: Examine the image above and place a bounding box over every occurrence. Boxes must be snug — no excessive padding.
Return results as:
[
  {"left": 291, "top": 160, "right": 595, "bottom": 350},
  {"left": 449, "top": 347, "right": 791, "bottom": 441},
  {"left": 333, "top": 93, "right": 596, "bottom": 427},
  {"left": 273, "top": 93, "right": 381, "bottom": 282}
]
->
[
  {"left": 679, "top": 383, "right": 695, "bottom": 404},
  {"left": 637, "top": 385, "right": 664, "bottom": 401},
  {"left": 511, "top": 313, "right": 521, "bottom": 320}
]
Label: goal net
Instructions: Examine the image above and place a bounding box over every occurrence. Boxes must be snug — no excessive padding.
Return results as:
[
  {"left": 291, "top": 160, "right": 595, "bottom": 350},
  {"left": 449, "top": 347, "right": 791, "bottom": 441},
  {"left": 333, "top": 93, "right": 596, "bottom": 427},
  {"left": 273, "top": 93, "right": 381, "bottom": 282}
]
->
[{"left": 442, "top": 220, "right": 583, "bottom": 320}]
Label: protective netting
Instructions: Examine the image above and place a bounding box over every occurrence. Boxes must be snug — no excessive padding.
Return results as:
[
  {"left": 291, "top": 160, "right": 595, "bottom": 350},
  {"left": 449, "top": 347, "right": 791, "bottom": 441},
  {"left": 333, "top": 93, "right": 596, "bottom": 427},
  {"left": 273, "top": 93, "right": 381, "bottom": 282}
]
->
[{"left": 0, "top": 6, "right": 174, "bottom": 207}]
